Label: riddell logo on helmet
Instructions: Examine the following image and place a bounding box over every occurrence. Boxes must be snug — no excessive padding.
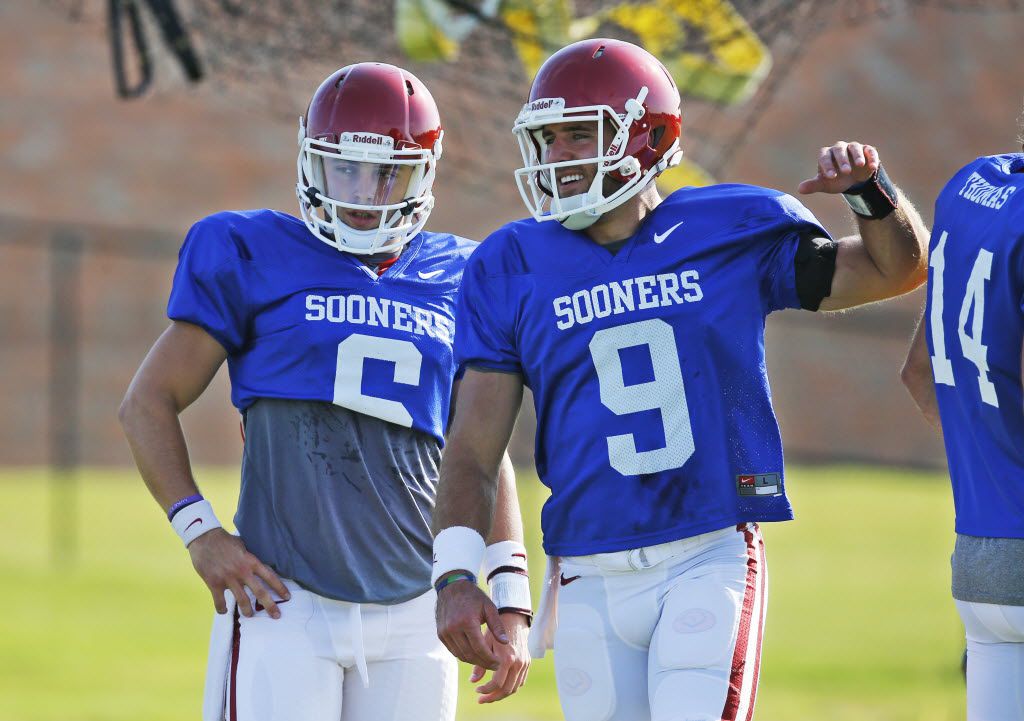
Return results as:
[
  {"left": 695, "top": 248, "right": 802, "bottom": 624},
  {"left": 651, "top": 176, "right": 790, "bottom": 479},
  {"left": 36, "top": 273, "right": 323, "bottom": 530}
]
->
[
  {"left": 341, "top": 132, "right": 394, "bottom": 148},
  {"left": 529, "top": 98, "right": 564, "bottom": 113}
]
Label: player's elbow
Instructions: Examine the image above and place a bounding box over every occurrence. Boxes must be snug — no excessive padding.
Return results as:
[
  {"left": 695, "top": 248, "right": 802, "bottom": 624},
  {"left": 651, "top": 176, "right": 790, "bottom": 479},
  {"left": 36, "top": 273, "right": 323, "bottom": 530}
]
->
[
  {"left": 899, "top": 355, "right": 929, "bottom": 398},
  {"left": 896, "top": 258, "right": 928, "bottom": 295},
  {"left": 118, "top": 379, "right": 174, "bottom": 434},
  {"left": 117, "top": 384, "right": 148, "bottom": 433}
]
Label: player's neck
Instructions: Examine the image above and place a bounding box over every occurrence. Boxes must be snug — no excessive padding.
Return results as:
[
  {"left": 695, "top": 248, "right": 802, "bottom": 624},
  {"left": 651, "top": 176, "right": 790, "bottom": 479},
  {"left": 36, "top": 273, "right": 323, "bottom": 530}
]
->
[
  {"left": 358, "top": 248, "right": 402, "bottom": 275},
  {"left": 583, "top": 185, "right": 662, "bottom": 246}
]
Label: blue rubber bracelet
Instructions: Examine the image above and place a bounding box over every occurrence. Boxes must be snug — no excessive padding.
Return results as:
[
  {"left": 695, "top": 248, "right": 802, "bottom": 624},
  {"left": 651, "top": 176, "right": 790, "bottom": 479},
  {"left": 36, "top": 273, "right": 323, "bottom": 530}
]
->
[
  {"left": 434, "top": 571, "right": 476, "bottom": 593},
  {"left": 167, "top": 493, "right": 204, "bottom": 521}
]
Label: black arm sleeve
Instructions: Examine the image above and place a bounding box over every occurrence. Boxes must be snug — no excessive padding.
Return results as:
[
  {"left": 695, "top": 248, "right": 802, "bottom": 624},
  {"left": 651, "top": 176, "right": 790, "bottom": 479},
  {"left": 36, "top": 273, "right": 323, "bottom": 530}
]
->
[{"left": 793, "top": 234, "right": 838, "bottom": 311}]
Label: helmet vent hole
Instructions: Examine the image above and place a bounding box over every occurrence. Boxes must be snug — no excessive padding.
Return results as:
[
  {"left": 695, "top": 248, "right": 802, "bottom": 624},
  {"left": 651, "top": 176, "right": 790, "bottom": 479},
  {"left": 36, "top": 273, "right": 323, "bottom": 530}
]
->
[
  {"left": 406, "top": 80, "right": 415, "bottom": 96},
  {"left": 593, "top": 45, "right": 606, "bottom": 59},
  {"left": 334, "top": 74, "right": 346, "bottom": 88},
  {"left": 649, "top": 126, "right": 665, "bottom": 149}
]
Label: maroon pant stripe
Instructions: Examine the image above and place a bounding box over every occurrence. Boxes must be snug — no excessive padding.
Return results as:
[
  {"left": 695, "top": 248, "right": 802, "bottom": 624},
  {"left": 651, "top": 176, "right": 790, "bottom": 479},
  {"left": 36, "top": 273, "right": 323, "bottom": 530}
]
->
[
  {"left": 745, "top": 528, "right": 767, "bottom": 721},
  {"left": 229, "top": 607, "right": 241, "bottom": 721},
  {"left": 721, "top": 524, "right": 765, "bottom": 721}
]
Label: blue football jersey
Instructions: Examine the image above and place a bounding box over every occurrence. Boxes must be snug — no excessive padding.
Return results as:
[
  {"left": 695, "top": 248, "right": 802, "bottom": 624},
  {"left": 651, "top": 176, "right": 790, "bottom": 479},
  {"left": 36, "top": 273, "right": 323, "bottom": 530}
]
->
[
  {"left": 925, "top": 154, "right": 1024, "bottom": 538},
  {"left": 456, "top": 185, "right": 829, "bottom": 555},
  {"left": 167, "top": 209, "right": 475, "bottom": 444}
]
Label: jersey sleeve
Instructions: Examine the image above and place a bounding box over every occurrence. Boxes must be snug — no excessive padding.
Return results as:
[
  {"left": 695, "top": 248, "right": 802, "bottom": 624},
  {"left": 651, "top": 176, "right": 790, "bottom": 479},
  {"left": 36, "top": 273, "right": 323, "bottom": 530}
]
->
[
  {"left": 756, "top": 192, "right": 831, "bottom": 314},
  {"left": 166, "top": 216, "right": 251, "bottom": 354},
  {"left": 454, "top": 238, "right": 523, "bottom": 376}
]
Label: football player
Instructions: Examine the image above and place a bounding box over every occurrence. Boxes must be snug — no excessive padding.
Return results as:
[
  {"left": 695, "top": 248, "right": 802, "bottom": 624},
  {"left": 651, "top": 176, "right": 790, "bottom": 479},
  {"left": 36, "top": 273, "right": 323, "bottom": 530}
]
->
[
  {"left": 430, "top": 39, "right": 930, "bottom": 720},
  {"left": 901, "top": 128, "right": 1024, "bottom": 720},
  {"left": 119, "top": 63, "right": 530, "bottom": 721}
]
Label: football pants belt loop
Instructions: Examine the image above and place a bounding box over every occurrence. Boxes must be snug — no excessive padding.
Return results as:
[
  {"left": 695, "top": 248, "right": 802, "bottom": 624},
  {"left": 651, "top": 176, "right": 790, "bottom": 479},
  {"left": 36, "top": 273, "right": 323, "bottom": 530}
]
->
[
  {"left": 528, "top": 556, "right": 561, "bottom": 659},
  {"left": 350, "top": 603, "right": 370, "bottom": 688}
]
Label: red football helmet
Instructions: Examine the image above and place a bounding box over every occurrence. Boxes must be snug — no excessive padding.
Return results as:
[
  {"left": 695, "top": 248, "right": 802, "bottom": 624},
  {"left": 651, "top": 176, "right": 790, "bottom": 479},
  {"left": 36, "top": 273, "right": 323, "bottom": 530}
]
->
[
  {"left": 296, "top": 63, "right": 443, "bottom": 254},
  {"left": 513, "top": 39, "right": 683, "bottom": 229}
]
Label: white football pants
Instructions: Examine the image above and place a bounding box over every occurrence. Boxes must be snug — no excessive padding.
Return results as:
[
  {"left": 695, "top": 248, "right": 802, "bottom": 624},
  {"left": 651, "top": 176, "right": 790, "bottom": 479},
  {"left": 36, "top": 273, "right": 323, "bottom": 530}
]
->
[
  {"left": 203, "top": 581, "right": 456, "bottom": 721},
  {"left": 553, "top": 524, "right": 767, "bottom": 721},
  {"left": 956, "top": 600, "right": 1024, "bottom": 721}
]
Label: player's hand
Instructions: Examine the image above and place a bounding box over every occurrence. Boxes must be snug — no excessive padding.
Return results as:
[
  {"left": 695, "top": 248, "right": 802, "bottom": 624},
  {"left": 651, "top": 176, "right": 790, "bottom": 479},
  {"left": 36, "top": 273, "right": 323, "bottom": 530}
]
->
[
  {"left": 187, "top": 528, "right": 290, "bottom": 619},
  {"left": 798, "top": 141, "right": 880, "bottom": 195},
  {"left": 470, "top": 612, "right": 531, "bottom": 703},
  {"left": 435, "top": 579, "right": 506, "bottom": 670}
]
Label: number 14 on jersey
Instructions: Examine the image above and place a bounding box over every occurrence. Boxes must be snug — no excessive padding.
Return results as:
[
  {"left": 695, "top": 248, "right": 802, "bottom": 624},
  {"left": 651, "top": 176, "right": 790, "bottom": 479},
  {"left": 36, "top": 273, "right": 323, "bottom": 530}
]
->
[{"left": 928, "top": 230, "right": 999, "bottom": 408}]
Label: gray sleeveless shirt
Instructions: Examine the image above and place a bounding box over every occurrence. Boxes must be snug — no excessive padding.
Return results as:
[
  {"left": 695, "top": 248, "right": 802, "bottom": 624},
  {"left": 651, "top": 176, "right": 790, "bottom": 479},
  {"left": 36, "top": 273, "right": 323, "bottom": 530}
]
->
[{"left": 234, "top": 398, "right": 439, "bottom": 603}]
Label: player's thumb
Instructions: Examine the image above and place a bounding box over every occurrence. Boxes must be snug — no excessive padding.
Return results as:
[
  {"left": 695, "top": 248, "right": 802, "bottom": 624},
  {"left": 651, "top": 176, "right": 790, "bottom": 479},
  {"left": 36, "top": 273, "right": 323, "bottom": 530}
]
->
[
  {"left": 796, "top": 177, "right": 822, "bottom": 195},
  {"left": 483, "top": 602, "right": 509, "bottom": 644}
]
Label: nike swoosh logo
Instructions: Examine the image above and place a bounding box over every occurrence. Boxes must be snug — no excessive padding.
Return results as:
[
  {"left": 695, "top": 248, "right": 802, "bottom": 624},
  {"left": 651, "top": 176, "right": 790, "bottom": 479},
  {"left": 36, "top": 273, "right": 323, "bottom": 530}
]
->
[
  {"left": 653, "top": 221, "right": 684, "bottom": 244},
  {"left": 185, "top": 518, "right": 203, "bottom": 531},
  {"left": 418, "top": 269, "right": 444, "bottom": 279},
  {"left": 559, "top": 574, "right": 582, "bottom": 587}
]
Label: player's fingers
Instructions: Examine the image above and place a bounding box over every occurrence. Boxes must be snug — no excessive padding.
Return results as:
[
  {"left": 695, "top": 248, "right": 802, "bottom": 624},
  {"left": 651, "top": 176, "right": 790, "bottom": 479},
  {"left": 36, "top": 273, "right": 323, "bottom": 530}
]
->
[
  {"left": 483, "top": 603, "right": 509, "bottom": 645},
  {"left": 461, "top": 628, "right": 499, "bottom": 670},
  {"left": 499, "top": 656, "right": 523, "bottom": 700},
  {"left": 253, "top": 561, "right": 291, "bottom": 601},
  {"left": 830, "top": 142, "right": 852, "bottom": 174},
  {"left": 508, "top": 651, "right": 530, "bottom": 695},
  {"left": 469, "top": 665, "right": 486, "bottom": 684},
  {"left": 817, "top": 146, "right": 836, "bottom": 179},
  {"left": 515, "top": 659, "right": 530, "bottom": 691},
  {"left": 865, "top": 145, "right": 880, "bottom": 171},
  {"left": 475, "top": 654, "right": 511, "bottom": 697},
  {"left": 209, "top": 582, "right": 228, "bottom": 614},
  {"left": 247, "top": 575, "right": 281, "bottom": 619},
  {"left": 437, "top": 633, "right": 462, "bottom": 662},
  {"left": 848, "top": 142, "right": 866, "bottom": 167},
  {"left": 440, "top": 628, "right": 477, "bottom": 667},
  {"left": 230, "top": 581, "right": 255, "bottom": 618},
  {"left": 478, "top": 660, "right": 525, "bottom": 703}
]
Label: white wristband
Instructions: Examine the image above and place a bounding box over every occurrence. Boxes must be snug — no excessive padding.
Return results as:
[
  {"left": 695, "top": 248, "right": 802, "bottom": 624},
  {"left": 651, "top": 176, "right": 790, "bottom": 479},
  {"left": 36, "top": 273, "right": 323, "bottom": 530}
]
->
[
  {"left": 490, "top": 572, "right": 533, "bottom": 616},
  {"left": 431, "top": 526, "right": 486, "bottom": 585},
  {"left": 484, "top": 541, "right": 532, "bottom": 617},
  {"left": 170, "top": 499, "right": 222, "bottom": 547},
  {"left": 483, "top": 540, "right": 529, "bottom": 579}
]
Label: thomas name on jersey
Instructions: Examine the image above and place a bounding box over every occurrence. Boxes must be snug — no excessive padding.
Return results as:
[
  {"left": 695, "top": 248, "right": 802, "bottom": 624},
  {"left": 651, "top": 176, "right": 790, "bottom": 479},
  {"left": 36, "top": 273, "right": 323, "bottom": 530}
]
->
[
  {"left": 958, "top": 171, "right": 1017, "bottom": 210},
  {"left": 552, "top": 270, "right": 704, "bottom": 330},
  {"left": 305, "top": 293, "right": 454, "bottom": 342}
]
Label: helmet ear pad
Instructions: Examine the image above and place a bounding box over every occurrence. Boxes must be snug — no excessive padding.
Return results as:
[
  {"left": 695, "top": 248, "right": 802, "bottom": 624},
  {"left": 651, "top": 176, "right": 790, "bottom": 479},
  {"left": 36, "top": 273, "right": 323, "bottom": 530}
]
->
[{"left": 606, "top": 112, "right": 681, "bottom": 184}]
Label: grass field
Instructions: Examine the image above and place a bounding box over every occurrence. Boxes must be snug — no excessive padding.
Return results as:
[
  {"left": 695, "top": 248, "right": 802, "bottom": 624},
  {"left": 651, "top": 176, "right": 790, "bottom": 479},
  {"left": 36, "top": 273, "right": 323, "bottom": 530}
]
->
[{"left": 0, "top": 465, "right": 965, "bottom": 721}]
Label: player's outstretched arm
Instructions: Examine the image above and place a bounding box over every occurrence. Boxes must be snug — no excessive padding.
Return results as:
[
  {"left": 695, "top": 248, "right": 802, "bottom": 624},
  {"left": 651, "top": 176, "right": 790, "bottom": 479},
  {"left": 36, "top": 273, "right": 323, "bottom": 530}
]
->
[
  {"left": 433, "top": 368, "right": 524, "bottom": 672},
  {"left": 119, "top": 321, "right": 290, "bottom": 619},
  {"left": 901, "top": 310, "right": 942, "bottom": 431},
  {"left": 798, "top": 141, "right": 930, "bottom": 311}
]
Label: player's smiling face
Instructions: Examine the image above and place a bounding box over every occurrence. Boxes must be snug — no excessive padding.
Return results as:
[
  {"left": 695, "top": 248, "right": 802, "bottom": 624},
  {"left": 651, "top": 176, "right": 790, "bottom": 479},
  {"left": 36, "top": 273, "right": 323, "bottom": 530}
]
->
[{"left": 539, "top": 121, "right": 602, "bottom": 197}]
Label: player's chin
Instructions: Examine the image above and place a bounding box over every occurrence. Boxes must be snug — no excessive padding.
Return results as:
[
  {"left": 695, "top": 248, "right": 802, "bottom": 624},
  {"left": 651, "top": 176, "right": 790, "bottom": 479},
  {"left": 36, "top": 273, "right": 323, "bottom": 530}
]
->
[{"left": 340, "top": 209, "right": 381, "bottom": 230}]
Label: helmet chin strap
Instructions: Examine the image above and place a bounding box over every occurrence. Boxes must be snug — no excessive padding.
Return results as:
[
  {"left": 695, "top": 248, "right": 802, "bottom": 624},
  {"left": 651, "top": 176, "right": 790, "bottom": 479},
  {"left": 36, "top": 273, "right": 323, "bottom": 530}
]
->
[
  {"left": 560, "top": 206, "right": 601, "bottom": 230},
  {"left": 558, "top": 154, "right": 640, "bottom": 231},
  {"left": 558, "top": 176, "right": 604, "bottom": 230}
]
